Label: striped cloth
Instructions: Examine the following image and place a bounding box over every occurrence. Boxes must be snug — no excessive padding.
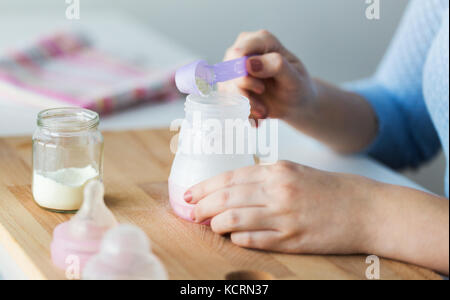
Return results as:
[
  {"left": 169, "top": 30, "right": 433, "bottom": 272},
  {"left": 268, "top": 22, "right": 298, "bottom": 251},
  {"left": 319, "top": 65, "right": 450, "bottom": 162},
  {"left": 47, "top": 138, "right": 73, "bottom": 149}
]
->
[{"left": 0, "top": 31, "right": 179, "bottom": 114}]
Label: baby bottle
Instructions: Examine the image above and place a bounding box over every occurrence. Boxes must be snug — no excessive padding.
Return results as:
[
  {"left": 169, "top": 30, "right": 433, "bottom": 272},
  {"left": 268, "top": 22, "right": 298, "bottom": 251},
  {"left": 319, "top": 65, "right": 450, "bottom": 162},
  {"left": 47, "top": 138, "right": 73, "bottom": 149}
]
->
[
  {"left": 82, "top": 225, "right": 168, "bottom": 280},
  {"left": 168, "top": 92, "right": 255, "bottom": 222},
  {"left": 50, "top": 180, "right": 117, "bottom": 272}
]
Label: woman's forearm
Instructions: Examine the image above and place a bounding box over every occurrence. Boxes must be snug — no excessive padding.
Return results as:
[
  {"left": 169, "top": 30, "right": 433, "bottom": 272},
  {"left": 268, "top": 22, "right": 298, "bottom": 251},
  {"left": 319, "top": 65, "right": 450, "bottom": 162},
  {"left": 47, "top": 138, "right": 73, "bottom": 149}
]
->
[
  {"left": 285, "top": 78, "right": 378, "bottom": 154},
  {"left": 365, "top": 182, "right": 449, "bottom": 275}
]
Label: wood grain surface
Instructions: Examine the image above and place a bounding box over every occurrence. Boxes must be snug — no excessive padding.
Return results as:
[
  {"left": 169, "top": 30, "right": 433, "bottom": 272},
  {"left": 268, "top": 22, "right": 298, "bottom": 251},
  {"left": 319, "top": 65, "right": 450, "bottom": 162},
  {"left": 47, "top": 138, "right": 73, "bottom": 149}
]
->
[{"left": 0, "top": 129, "right": 442, "bottom": 280}]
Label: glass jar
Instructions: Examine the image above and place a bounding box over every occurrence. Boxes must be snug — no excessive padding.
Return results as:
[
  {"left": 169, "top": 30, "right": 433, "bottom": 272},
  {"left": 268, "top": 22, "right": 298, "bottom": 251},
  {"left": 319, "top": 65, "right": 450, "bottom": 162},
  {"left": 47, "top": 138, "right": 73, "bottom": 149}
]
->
[
  {"left": 32, "top": 108, "right": 104, "bottom": 213},
  {"left": 168, "top": 92, "right": 255, "bottom": 222}
]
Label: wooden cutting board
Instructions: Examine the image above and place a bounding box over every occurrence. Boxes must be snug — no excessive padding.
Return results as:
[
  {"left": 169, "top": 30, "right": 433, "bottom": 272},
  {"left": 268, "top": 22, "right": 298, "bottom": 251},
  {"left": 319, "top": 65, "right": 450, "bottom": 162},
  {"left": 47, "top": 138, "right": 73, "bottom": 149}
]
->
[{"left": 0, "top": 129, "right": 441, "bottom": 280}]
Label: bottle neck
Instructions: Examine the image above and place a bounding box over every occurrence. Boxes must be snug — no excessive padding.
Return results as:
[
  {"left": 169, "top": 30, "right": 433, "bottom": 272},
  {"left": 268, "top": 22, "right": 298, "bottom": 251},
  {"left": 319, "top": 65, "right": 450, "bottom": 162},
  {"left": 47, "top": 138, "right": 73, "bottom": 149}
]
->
[{"left": 185, "top": 92, "right": 250, "bottom": 121}]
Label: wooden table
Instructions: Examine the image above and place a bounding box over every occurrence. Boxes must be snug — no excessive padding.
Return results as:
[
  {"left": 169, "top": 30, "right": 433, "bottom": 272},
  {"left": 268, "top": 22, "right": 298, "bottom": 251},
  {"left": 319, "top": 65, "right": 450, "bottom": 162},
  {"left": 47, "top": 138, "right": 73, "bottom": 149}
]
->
[{"left": 0, "top": 129, "right": 441, "bottom": 280}]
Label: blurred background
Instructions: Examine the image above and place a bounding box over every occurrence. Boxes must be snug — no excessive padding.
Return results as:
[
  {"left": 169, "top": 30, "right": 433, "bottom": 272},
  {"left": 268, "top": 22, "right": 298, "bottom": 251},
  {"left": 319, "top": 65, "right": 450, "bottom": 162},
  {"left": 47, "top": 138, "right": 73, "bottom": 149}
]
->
[{"left": 0, "top": 0, "right": 446, "bottom": 195}]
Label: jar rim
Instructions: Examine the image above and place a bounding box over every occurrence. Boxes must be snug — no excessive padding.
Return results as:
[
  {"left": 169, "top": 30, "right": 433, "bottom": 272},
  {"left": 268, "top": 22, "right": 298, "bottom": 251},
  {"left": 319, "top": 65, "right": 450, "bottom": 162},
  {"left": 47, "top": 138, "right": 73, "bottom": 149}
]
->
[{"left": 37, "top": 107, "right": 99, "bottom": 132}]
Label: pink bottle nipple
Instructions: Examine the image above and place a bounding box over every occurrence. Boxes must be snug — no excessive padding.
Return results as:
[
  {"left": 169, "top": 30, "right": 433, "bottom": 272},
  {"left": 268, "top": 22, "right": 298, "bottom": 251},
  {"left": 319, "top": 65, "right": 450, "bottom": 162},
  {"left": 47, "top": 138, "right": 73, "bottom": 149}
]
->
[{"left": 50, "top": 180, "right": 117, "bottom": 273}]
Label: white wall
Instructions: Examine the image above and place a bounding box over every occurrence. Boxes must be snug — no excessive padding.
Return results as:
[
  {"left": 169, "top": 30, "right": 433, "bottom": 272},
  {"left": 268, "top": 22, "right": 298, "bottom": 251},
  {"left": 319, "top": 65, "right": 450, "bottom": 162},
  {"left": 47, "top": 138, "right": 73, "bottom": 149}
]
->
[
  {"left": 1, "top": 0, "right": 409, "bottom": 83},
  {"left": 0, "top": 0, "right": 446, "bottom": 195}
]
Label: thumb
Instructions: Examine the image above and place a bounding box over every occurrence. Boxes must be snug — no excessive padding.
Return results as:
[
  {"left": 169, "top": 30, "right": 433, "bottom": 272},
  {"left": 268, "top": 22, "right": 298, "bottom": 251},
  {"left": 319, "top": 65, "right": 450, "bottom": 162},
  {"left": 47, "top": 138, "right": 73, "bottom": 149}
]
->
[{"left": 246, "top": 53, "right": 298, "bottom": 84}]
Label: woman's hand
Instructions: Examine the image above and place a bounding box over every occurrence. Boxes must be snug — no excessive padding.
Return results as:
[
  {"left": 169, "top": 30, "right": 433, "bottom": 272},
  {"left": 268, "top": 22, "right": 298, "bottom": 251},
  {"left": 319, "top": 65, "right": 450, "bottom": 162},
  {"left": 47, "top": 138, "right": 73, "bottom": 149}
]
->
[
  {"left": 184, "top": 161, "right": 449, "bottom": 274},
  {"left": 221, "top": 30, "right": 379, "bottom": 153},
  {"left": 184, "top": 161, "right": 376, "bottom": 255},
  {"left": 220, "top": 30, "right": 318, "bottom": 121}
]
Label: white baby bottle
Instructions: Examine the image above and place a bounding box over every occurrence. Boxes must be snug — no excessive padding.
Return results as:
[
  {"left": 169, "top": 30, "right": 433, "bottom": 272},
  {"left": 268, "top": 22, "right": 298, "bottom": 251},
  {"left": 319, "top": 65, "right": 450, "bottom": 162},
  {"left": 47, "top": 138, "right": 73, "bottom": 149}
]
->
[{"left": 168, "top": 92, "right": 255, "bottom": 222}]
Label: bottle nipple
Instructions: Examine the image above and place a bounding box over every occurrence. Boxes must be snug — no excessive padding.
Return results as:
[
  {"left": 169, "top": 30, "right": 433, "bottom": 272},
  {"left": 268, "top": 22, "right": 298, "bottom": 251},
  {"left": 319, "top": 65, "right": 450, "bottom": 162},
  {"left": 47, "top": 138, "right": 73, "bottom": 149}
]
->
[
  {"left": 69, "top": 180, "right": 117, "bottom": 240},
  {"left": 50, "top": 180, "right": 117, "bottom": 272},
  {"left": 83, "top": 225, "right": 168, "bottom": 280}
]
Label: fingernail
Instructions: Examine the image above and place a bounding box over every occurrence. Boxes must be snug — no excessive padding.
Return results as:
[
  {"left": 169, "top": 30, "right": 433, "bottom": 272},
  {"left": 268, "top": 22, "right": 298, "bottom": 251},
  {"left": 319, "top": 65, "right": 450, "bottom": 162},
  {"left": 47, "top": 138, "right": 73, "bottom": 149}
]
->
[
  {"left": 184, "top": 191, "right": 193, "bottom": 203},
  {"left": 252, "top": 102, "right": 265, "bottom": 116},
  {"left": 255, "top": 84, "right": 265, "bottom": 94},
  {"left": 250, "top": 58, "right": 263, "bottom": 73},
  {"left": 190, "top": 210, "right": 197, "bottom": 222}
]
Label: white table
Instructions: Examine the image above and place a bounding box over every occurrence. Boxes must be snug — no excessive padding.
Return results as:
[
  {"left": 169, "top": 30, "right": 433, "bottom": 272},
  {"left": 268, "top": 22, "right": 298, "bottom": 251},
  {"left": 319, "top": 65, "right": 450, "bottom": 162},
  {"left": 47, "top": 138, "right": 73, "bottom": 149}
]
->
[{"left": 0, "top": 12, "right": 426, "bottom": 280}]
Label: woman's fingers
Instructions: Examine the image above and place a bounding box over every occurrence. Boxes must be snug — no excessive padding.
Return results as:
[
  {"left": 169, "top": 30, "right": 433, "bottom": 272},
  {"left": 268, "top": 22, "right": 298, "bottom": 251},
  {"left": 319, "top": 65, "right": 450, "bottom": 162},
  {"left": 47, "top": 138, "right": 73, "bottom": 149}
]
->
[
  {"left": 210, "top": 208, "right": 275, "bottom": 234},
  {"left": 225, "top": 30, "right": 283, "bottom": 61},
  {"left": 230, "top": 230, "right": 284, "bottom": 251},
  {"left": 218, "top": 85, "right": 267, "bottom": 121},
  {"left": 193, "top": 184, "right": 266, "bottom": 223},
  {"left": 185, "top": 165, "right": 267, "bottom": 204},
  {"left": 245, "top": 91, "right": 268, "bottom": 120},
  {"left": 234, "top": 76, "right": 265, "bottom": 95},
  {"left": 247, "top": 53, "right": 299, "bottom": 84},
  {"left": 232, "top": 77, "right": 268, "bottom": 118}
]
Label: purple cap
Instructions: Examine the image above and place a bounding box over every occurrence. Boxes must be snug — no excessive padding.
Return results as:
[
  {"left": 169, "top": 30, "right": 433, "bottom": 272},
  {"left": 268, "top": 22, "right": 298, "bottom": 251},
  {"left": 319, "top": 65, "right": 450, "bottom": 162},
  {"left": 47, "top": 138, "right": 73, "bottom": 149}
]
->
[{"left": 175, "top": 57, "right": 248, "bottom": 96}]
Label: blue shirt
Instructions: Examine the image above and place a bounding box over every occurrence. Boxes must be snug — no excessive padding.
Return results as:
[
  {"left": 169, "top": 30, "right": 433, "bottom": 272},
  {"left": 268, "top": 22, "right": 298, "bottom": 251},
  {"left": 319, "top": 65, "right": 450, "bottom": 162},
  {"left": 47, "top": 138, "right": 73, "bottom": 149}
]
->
[{"left": 348, "top": 0, "right": 449, "bottom": 197}]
